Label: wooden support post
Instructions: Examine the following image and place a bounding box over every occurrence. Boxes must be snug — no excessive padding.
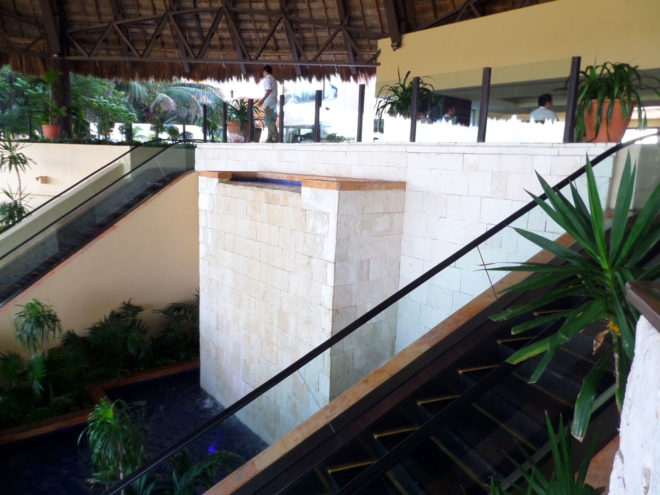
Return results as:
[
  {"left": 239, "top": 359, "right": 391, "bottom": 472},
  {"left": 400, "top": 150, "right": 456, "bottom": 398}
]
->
[
  {"left": 314, "top": 89, "right": 322, "bottom": 142},
  {"left": 357, "top": 83, "right": 365, "bottom": 142},
  {"left": 54, "top": 59, "right": 72, "bottom": 137},
  {"left": 278, "top": 94, "right": 285, "bottom": 143},
  {"left": 563, "top": 56, "right": 581, "bottom": 144},
  {"left": 126, "top": 123, "right": 133, "bottom": 143},
  {"left": 247, "top": 98, "right": 254, "bottom": 143},
  {"left": 477, "top": 67, "right": 491, "bottom": 143},
  {"left": 202, "top": 104, "right": 208, "bottom": 142},
  {"left": 182, "top": 123, "right": 187, "bottom": 142},
  {"left": 222, "top": 102, "right": 228, "bottom": 143},
  {"left": 410, "top": 76, "right": 419, "bottom": 142}
]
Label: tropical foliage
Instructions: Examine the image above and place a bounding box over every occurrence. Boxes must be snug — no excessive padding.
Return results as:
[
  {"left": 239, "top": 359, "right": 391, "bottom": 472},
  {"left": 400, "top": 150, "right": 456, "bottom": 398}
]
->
[
  {"left": 0, "top": 296, "right": 200, "bottom": 429},
  {"left": 227, "top": 98, "right": 263, "bottom": 127},
  {"left": 489, "top": 415, "right": 601, "bottom": 495},
  {"left": 79, "top": 398, "right": 244, "bottom": 494},
  {"left": 492, "top": 154, "right": 660, "bottom": 440},
  {"left": 572, "top": 62, "right": 660, "bottom": 141},
  {"left": 375, "top": 69, "right": 436, "bottom": 119},
  {"left": 0, "top": 135, "right": 32, "bottom": 229}
]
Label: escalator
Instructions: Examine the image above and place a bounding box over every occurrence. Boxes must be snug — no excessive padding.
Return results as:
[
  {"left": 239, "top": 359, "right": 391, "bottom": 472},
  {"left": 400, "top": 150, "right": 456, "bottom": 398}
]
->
[
  {"left": 104, "top": 135, "right": 658, "bottom": 495},
  {"left": 273, "top": 290, "right": 617, "bottom": 495},
  {"left": 0, "top": 140, "right": 194, "bottom": 306}
]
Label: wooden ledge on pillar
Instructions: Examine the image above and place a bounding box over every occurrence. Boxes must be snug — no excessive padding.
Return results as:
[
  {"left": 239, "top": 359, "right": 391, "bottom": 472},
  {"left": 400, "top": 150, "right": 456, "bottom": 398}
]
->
[{"left": 199, "top": 171, "right": 406, "bottom": 191}]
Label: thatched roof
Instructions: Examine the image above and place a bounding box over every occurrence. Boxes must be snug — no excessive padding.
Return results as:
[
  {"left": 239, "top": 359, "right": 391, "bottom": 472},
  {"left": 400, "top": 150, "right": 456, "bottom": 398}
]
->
[{"left": 0, "top": 0, "right": 550, "bottom": 81}]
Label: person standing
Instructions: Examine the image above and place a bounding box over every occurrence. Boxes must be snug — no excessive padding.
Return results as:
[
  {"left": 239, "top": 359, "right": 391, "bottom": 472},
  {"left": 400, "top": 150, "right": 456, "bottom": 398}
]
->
[
  {"left": 257, "top": 65, "right": 278, "bottom": 142},
  {"left": 529, "top": 93, "right": 560, "bottom": 122}
]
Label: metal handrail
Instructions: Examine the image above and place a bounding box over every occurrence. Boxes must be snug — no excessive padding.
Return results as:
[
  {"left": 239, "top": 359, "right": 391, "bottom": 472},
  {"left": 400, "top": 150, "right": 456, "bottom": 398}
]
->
[
  {"left": 106, "top": 131, "right": 658, "bottom": 494},
  {"left": 4, "top": 138, "right": 168, "bottom": 229},
  {"left": 0, "top": 139, "right": 195, "bottom": 263}
]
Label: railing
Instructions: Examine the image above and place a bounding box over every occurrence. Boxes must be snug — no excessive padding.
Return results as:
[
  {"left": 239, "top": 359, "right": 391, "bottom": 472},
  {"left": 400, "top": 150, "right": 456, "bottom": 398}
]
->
[
  {"left": 3, "top": 138, "right": 168, "bottom": 230},
  {"left": 627, "top": 281, "right": 660, "bottom": 331},
  {"left": 200, "top": 54, "right": 596, "bottom": 144},
  {"left": 0, "top": 140, "right": 195, "bottom": 305},
  {"left": 105, "top": 130, "right": 659, "bottom": 494}
]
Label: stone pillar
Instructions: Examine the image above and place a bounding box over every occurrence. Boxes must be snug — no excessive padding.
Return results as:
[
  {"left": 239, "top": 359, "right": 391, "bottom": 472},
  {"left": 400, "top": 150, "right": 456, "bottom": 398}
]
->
[
  {"left": 609, "top": 316, "right": 660, "bottom": 494},
  {"left": 198, "top": 172, "right": 405, "bottom": 444}
]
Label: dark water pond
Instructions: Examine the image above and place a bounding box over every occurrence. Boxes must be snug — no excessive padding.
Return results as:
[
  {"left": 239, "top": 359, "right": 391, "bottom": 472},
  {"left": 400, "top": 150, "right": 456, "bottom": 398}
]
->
[{"left": 0, "top": 370, "right": 267, "bottom": 494}]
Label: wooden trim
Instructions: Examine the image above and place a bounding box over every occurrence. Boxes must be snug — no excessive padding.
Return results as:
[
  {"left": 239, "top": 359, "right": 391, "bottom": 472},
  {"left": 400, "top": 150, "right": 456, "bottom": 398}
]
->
[
  {"left": 626, "top": 281, "right": 660, "bottom": 330},
  {"left": 199, "top": 170, "right": 406, "bottom": 191}
]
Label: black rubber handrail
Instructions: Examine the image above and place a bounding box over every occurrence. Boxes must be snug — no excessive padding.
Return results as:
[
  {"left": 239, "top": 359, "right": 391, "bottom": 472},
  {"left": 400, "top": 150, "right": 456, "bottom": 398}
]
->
[
  {"left": 106, "top": 131, "right": 658, "bottom": 494},
  {"left": 0, "top": 139, "right": 195, "bottom": 263},
  {"left": 3, "top": 139, "right": 168, "bottom": 230}
]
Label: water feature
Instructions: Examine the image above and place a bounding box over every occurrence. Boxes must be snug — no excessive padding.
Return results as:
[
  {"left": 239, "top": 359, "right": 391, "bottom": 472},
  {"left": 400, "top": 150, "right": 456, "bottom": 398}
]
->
[{"left": 0, "top": 370, "right": 267, "bottom": 494}]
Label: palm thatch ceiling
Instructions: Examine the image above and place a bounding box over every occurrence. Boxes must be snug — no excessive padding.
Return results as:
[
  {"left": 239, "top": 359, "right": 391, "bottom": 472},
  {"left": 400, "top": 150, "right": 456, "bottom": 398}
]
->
[{"left": 0, "top": 0, "right": 550, "bottom": 81}]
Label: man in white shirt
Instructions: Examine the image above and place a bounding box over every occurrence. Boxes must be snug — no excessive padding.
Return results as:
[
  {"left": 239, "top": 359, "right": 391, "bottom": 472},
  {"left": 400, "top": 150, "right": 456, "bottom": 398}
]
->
[
  {"left": 529, "top": 93, "right": 559, "bottom": 122},
  {"left": 257, "top": 65, "right": 278, "bottom": 142}
]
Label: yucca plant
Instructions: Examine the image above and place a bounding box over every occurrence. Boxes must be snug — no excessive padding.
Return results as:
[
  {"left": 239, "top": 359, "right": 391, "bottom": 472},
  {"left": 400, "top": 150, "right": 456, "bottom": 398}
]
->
[
  {"left": 492, "top": 154, "right": 660, "bottom": 440},
  {"left": 14, "top": 299, "right": 62, "bottom": 357},
  {"left": 0, "top": 189, "right": 30, "bottom": 231},
  {"left": 572, "top": 62, "right": 660, "bottom": 141},
  {"left": 0, "top": 134, "right": 32, "bottom": 207},
  {"left": 489, "top": 415, "right": 601, "bottom": 495},
  {"left": 79, "top": 398, "right": 148, "bottom": 490},
  {"left": 375, "top": 69, "right": 436, "bottom": 119}
]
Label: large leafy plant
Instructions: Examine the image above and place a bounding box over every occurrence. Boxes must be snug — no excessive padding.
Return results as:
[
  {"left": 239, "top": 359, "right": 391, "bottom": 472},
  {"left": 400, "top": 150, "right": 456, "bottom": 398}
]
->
[
  {"left": 493, "top": 154, "right": 660, "bottom": 440},
  {"left": 376, "top": 69, "right": 436, "bottom": 119},
  {"left": 228, "top": 99, "right": 263, "bottom": 127},
  {"left": 14, "top": 299, "right": 63, "bottom": 357},
  {"left": 572, "top": 62, "right": 660, "bottom": 141}
]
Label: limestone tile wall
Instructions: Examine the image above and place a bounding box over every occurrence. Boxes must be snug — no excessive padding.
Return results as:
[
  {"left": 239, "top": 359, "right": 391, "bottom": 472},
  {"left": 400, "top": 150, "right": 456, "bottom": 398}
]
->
[
  {"left": 199, "top": 178, "right": 336, "bottom": 443},
  {"left": 199, "top": 176, "right": 404, "bottom": 443},
  {"left": 330, "top": 189, "right": 404, "bottom": 398},
  {"left": 197, "top": 142, "right": 611, "bottom": 352}
]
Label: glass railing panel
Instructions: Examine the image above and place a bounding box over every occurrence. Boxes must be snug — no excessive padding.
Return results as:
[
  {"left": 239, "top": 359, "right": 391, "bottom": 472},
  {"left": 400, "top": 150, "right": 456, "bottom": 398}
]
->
[
  {"left": 0, "top": 143, "right": 193, "bottom": 305},
  {"left": 107, "top": 137, "right": 656, "bottom": 492}
]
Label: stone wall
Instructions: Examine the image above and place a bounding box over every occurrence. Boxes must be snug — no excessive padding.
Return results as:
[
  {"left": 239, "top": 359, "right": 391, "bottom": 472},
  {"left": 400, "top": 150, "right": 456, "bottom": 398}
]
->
[
  {"left": 609, "top": 316, "right": 660, "bottom": 494},
  {"left": 197, "top": 142, "right": 612, "bottom": 353},
  {"left": 198, "top": 173, "right": 404, "bottom": 443}
]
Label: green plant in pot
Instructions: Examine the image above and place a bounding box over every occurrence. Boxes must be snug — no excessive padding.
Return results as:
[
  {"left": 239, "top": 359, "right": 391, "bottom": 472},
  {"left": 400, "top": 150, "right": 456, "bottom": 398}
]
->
[
  {"left": 376, "top": 69, "right": 436, "bottom": 119},
  {"left": 492, "top": 155, "right": 660, "bottom": 441},
  {"left": 0, "top": 134, "right": 32, "bottom": 228},
  {"left": 39, "top": 69, "right": 68, "bottom": 140},
  {"left": 227, "top": 99, "right": 263, "bottom": 142},
  {"left": 572, "top": 62, "right": 660, "bottom": 142}
]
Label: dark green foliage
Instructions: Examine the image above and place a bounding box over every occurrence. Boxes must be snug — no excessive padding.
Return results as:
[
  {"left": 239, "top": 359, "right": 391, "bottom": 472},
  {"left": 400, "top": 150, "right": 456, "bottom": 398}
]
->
[
  {"left": 87, "top": 301, "right": 151, "bottom": 381},
  {"left": 570, "top": 62, "right": 660, "bottom": 141},
  {"left": 375, "top": 69, "right": 436, "bottom": 119},
  {"left": 169, "top": 449, "right": 245, "bottom": 495},
  {"left": 14, "top": 299, "right": 63, "bottom": 355},
  {"left": 489, "top": 415, "right": 601, "bottom": 495},
  {"left": 151, "top": 298, "right": 200, "bottom": 365},
  {"left": 492, "top": 154, "right": 660, "bottom": 439},
  {"left": 0, "top": 189, "right": 29, "bottom": 231},
  {"left": 0, "top": 296, "right": 200, "bottom": 430},
  {"left": 227, "top": 99, "right": 262, "bottom": 127}
]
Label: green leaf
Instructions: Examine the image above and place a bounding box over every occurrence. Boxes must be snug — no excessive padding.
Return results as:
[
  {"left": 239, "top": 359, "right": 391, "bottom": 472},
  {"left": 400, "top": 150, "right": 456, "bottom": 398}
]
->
[
  {"left": 492, "top": 285, "right": 583, "bottom": 322},
  {"left": 507, "top": 333, "right": 562, "bottom": 364},
  {"left": 585, "top": 161, "right": 608, "bottom": 266},
  {"left": 510, "top": 311, "right": 569, "bottom": 335},
  {"left": 616, "top": 182, "right": 660, "bottom": 266},
  {"left": 530, "top": 348, "right": 556, "bottom": 383},
  {"left": 608, "top": 154, "right": 635, "bottom": 264},
  {"left": 611, "top": 297, "right": 635, "bottom": 361},
  {"left": 500, "top": 270, "right": 578, "bottom": 294},
  {"left": 571, "top": 347, "right": 612, "bottom": 441},
  {"left": 513, "top": 228, "right": 590, "bottom": 267}
]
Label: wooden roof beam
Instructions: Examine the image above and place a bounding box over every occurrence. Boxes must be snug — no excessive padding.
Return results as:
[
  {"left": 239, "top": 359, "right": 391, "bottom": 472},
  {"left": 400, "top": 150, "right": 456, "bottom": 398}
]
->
[
  {"left": 225, "top": 3, "right": 249, "bottom": 75},
  {"left": 280, "top": 0, "right": 302, "bottom": 77},
  {"left": 335, "top": 0, "right": 356, "bottom": 76},
  {"left": 169, "top": 1, "right": 192, "bottom": 74},
  {"left": 39, "top": 0, "right": 61, "bottom": 54},
  {"left": 382, "top": 0, "right": 401, "bottom": 50}
]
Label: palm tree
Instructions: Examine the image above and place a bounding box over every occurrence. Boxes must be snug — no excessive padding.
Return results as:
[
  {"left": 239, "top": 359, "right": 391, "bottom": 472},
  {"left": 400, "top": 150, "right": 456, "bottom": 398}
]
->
[{"left": 121, "top": 79, "right": 223, "bottom": 126}]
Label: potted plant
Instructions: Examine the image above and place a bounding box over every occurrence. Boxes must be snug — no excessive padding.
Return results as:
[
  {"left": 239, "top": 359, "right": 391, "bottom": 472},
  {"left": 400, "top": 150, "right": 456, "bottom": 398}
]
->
[
  {"left": 39, "top": 69, "right": 68, "bottom": 140},
  {"left": 573, "top": 62, "right": 660, "bottom": 142},
  {"left": 375, "top": 69, "right": 436, "bottom": 119},
  {"left": 492, "top": 156, "right": 660, "bottom": 441},
  {"left": 227, "top": 99, "right": 263, "bottom": 142}
]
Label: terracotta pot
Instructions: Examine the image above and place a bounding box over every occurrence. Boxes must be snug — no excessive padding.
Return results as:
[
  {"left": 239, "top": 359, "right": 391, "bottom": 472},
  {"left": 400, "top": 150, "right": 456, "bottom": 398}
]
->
[
  {"left": 584, "top": 98, "right": 633, "bottom": 143},
  {"left": 41, "top": 124, "right": 62, "bottom": 140},
  {"left": 226, "top": 121, "right": 245, "bottom": 142}
]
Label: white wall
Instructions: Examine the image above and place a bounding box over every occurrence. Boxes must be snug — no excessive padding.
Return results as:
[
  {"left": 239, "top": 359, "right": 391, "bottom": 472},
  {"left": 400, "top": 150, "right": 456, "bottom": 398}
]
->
[{"left": 610, "top": 316, "right": 660, "bottom": 494}]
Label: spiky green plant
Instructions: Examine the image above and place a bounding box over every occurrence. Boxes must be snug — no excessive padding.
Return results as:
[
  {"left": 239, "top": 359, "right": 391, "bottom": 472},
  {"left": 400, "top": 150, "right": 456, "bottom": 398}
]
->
[
  {"left": 79, "top": 398, "right": 147, "bottom": 489},
  {"left": 375, "top": 69, "right": 436, "bottom": 119},
  {"left": 0, "top": 189, "right": 30, "bottom": 230},
  {"left": 492, "top": 154, "right": 660, "bottom": 440},
  {"left": 0, "top": 135, "right": 32, "bottom": 206},
  {"left": 572, "top": 62, "right": 660, "bottom": 141},
  {"left": 170, "top": 449, "right": 245, "bottom": 495},
  {"left": 14, "top": 299, "right": 62, "bottom": 356},
  {"left": 489, "top": 415, "right": 600, "bottom": 495}
]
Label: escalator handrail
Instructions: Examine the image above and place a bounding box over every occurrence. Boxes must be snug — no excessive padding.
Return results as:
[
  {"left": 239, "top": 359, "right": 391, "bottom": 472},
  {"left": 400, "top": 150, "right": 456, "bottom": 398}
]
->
[
  {"left": 103, "top": 131, "right": 658, "bottom": 494},
  {"left": 0, "top": 139, "right": 194, "bottom": 263},
  {"left": 4, "top": 138, "right": 169, "bottom": 230}
]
